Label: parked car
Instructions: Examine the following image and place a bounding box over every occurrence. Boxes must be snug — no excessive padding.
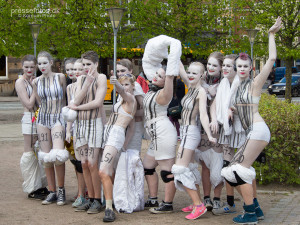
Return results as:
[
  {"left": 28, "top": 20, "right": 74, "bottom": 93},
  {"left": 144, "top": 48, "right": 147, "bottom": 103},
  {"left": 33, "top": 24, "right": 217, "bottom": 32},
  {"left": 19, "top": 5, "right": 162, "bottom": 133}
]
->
[
  {"left": 274, "top": 67, "right": 298, "bottom": 82},
  {"left": 268, "top": 74, "right": 300, "bottom": 96}
]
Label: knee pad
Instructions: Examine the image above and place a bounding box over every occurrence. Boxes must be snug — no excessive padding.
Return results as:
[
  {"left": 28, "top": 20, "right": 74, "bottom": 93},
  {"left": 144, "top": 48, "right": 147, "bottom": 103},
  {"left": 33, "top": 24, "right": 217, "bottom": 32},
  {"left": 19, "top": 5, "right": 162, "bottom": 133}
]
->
[
  {"left": 144, "top": 168, "right": 156, "bottom": 176},
  {"left": 160, "top": 170, "right": 174, "bottom": 183},
  {"left": 70, "top": 159, "right": 83, "bottom": 173},
  {"left": 171, "top": 165, "right": 197, "bottom": 192},
  {"left": 43, "top": 161, "right": 54, "bottom": 168},
  {"left": 221, "top": 164, "right": 256, "bottom": 187}
]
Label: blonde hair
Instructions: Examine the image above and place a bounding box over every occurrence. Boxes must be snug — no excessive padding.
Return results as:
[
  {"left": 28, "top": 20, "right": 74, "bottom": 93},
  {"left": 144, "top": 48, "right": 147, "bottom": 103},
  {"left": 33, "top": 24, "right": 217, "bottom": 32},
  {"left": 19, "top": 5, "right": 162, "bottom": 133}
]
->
[
  {"left": 189, "top": 61, "right": 205, "bottom": 74},
  {"left": 118, "top": 75, "right": 136, "bottom": 85}
]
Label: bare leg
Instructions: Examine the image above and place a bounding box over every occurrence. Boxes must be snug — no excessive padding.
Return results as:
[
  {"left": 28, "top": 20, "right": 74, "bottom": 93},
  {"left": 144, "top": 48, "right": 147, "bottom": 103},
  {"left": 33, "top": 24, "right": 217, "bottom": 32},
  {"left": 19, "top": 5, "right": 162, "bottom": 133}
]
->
[
  {"left": 77, "top": 172, "right": 86, "bottom": 196},
  {"left": 252, "top": 179, "right": 257, "bottom": 198},
  {"left": 23, "top": 134, "right": 38, "bottom": 152},
  {"left": 201, "top": 161, "right": 211, "bottom": 197},
  {"left": 143, "top": 153, "right": 159, "bottom": 198},
  {"left": 88, "top": 148, "right": 102, "bottom": 199}
]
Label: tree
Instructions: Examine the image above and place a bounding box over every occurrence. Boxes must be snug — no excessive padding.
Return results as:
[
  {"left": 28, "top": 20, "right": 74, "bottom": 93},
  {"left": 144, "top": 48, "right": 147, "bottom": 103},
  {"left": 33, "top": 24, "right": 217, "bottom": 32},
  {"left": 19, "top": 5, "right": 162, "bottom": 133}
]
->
[{"left": 232, "top": 0, "right": 300, "bottom": 102}]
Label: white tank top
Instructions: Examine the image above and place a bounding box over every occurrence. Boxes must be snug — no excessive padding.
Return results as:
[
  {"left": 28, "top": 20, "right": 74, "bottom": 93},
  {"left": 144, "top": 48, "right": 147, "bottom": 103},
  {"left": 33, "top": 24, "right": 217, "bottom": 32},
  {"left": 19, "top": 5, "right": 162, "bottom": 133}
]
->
[{"left": 143, "top": 90, "right": 169, "bottom": 121}]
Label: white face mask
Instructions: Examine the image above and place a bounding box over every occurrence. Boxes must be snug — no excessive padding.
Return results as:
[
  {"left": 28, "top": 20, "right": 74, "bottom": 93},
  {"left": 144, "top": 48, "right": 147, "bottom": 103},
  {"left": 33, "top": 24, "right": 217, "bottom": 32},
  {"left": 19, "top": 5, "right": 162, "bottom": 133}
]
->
[
  {"left": 236, "top": 58, "right": 252, "bottom": 80},
  {"left": 82, "top": 59, "right": 97, "bottom": 75},
  {"left": 65, "top": 63, "right": 74, "bottom": 79},
  {"left": 73, "top": 62, "right": 84, "bottom": 78},
  {"left": 187, "top": 64, "right": 202, "bottom": 86},
  {"left": 22, "top": 61, "right": 36, "bottom": 77},
  {"left": 222, "top": 59, "right": 236, "bottom": 80},
  {"left": 116, "top": 64, "right": 131, "bottom": 78},
  {"left": 207, "top": 57, "right": 221, "bottom": 77},
  {"left": 38, "top": 57, "right": 52, "bottom": 74},
  {"left": 152, "top": 68, "right": 166, "bottom": 87}
]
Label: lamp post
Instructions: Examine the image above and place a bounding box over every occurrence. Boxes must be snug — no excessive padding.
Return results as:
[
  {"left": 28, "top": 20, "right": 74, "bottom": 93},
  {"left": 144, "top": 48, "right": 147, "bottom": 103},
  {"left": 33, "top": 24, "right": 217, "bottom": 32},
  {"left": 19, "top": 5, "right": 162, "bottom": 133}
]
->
[
  {"left": 246, "top": 29, "right": 259, "bottom": 77},
  {"left": 29, "top": 23, "right": 41, "bottom": 59},
  {"left": 105, "top": 7, "right": 126, "bottom": 104}
]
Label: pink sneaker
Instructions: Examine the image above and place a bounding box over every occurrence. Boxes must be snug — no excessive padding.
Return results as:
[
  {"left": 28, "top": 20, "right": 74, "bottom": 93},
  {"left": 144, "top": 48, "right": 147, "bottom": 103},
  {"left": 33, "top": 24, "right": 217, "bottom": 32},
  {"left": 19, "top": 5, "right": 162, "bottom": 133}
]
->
[
  {"left": 182, "top": 205, "right": 194, "bottom": 212},
  {"left": 185, "top": 204, "right": 207, "bottom": 220}
]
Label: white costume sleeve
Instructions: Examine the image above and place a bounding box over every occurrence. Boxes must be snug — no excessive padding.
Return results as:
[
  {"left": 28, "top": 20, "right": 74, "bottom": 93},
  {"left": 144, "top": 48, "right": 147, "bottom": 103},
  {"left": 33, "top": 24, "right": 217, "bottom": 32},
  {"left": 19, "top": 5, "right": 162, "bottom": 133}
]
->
[
  {"left": 142, "top": 35, "right": 182, "bottom": 81},
  {"left": 134, "top": 81, "right": 145, "bottom": 97}
]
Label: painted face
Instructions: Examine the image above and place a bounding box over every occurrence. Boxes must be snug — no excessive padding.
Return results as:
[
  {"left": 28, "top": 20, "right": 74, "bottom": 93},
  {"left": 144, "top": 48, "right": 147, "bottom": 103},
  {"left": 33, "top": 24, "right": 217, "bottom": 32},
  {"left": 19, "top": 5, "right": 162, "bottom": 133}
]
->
[
  {"left": 73, "top": 62, "right": 84, "bottom": 78},
  {"left": 38, "top": 57, "right": 52, "bottom": 74},
  {"left": 236, "top": 58, "right": 252, "bottom": 80},
  {"left": 152, "top": 68, "right": 166, "bottom": 87},
  {"left": 65, "top": 63, "right": 74, "bottom": 79},
  {"left": 120, "top": 78, "right": 134, "bottom": 94},
  {"left": 207, "top": 57, "right": 221, "bottom": 76},
  {"left": 82, "top": 58, "right": 98, "bottom": 75},
  {"left": 22, "top": 61, "right": 36, "bottom": 77},
  {"left": 222, "top": 58, "right": 236, "bottom": 80},
  {"left": 187, "top": 64, "right": 203, "bottom": 86},
  {"left": 116, "top": 64, "right": 131, "bottom": 78}
]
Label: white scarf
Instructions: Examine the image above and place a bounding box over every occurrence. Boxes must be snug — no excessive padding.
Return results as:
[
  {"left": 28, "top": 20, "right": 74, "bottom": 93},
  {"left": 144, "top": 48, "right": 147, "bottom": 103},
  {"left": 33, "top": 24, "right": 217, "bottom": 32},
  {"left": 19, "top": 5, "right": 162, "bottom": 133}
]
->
[{"left": 216, "top": 75, "right": 242, "bottom": 135}]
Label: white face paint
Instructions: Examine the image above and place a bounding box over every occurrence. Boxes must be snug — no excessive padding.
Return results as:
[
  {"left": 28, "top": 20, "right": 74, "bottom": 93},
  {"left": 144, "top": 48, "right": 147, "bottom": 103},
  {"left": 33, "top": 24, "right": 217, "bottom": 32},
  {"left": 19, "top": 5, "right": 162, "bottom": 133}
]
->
[
  {"left": 82, "top": 58, "right": 98, "bottom": 75},
  {"left": 65, "top": 63, "right": 74, "bottom": 79},
  {"left": 73, "top": 62, "right": 84, "bottom": 78},
  {"left": 187, "top": 64, "right": 203, "bottom": 87},
  {"left": 222, "top": 58, "right": 236, "bottom": 80},
  {"left": 120, "top": 78, "right": 134, "bottom": 94},
  {"left": 236, "top": 58, "right": 252, "bottom": 80},
  {"left": 207, "top": 57, "right": 221, "bottom": 77},
  {"left": 38, "top": 57, "right": 52, "bottom": 74},
  {"left": 22, "top": 61, "right": 36, "bottom": 77},
  {"left": 116, "top": 64, "right": 131, "bottom": 78},
  {"left": 152, "top": 68, "right": 166, "bottom": 87}
]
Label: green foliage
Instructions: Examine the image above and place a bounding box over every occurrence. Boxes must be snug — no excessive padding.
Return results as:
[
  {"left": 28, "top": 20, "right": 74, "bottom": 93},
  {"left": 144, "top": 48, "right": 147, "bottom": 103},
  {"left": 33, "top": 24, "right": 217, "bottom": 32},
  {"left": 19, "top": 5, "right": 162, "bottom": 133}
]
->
[{"left": 255, "top": 93, "right": 300, "bottom": 185}]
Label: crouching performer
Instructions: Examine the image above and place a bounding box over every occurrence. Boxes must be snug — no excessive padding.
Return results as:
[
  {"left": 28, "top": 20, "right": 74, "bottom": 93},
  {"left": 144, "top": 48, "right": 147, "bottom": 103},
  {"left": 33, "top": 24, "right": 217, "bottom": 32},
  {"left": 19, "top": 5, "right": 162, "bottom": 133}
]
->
[
  {"left": 32, "top": 51, "right": 68, "bottom": 205},
  {"left": 16, "top": 55, "right": 48, "bottom": 200},
  {"left": 172, "top": 61, "right": 217, "bottom": 220},
  {"left": 99, "top": 74, "right": 136, "bottom": 222},
  {"left": 221, "top": 17, "right": 281, "bottom": 224}
]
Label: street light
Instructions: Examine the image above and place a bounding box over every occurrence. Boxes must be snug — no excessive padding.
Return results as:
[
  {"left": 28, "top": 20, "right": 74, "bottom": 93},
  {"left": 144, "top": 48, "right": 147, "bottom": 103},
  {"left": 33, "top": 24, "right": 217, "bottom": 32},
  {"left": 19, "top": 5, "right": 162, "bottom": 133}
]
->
[
  {"left": 105, "top": 7, "right": 126, "bottom": 104},
  {"left": 246, "top": 29, "right": 259, "bottom": 77},
  {"left": 29, "top": 23, "right": 41, "bottom": 58}
]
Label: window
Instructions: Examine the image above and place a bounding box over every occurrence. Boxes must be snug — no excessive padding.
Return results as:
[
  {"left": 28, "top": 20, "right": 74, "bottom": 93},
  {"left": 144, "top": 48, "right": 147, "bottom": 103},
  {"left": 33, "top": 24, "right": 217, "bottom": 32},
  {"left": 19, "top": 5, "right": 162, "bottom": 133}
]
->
[{"left": 0, "top": 56, "right": 8, "bottom": 80}]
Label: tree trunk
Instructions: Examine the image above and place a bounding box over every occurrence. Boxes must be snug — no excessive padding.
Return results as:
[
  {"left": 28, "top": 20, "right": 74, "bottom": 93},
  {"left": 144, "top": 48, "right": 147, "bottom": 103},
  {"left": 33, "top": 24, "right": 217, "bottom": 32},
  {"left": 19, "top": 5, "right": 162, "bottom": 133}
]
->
[{"left": 284, "top": 58, "right": 293, "bottom": 103}]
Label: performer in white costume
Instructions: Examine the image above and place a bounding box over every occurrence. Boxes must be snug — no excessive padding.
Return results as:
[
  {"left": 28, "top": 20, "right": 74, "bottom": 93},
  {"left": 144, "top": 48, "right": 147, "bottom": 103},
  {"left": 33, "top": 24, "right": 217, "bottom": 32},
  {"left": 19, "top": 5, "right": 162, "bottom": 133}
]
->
[
  {"left": 70, "top": 51, "right": 107, "bottom": 214},
  {"left": 171, "top": 61, "right": 217, "bottom": 220},
  {"left": 99, "top": 74, "right": 136, "bottom": 222},
  {"left": 142, "top": 35, "right": 181, "bottom": 214},
  {"left": 15, "top": 55, "right": 48, "bottom": 200},
  {"left": 221, "top": 17, "right": 281, "bottom": 224},
  {"left": 32, "top": 51, "right": 68, "bottom": 206}
]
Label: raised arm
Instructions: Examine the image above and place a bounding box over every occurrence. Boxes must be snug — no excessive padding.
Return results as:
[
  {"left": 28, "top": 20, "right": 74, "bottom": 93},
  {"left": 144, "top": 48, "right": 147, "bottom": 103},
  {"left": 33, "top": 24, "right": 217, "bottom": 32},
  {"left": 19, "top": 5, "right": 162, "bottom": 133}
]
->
[
  {"left": 15, "top": 79, "right": 36, "bottom": 110},
  {"left": 198, "top": 88, "right": 217, "bottom": 143},
  {"left": 156, "top": 75, "right": 174, "bottom": 105},
  {"left": 110, "top": 75, "right": 135, "bottom": 105},
  {"left": 253, "top": 17, "right": 281, "bottom": 93},
  {"left": 179, "top": 61, "right": 189, "bottom": 85}
]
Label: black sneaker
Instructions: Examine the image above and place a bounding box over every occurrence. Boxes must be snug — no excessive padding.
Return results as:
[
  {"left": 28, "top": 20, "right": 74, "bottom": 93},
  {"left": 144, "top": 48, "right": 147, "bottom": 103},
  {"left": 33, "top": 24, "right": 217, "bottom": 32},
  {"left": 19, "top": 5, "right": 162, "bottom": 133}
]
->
[
  {"left": 144, "top": 198, "right": 159, "bottom": 208},
  {"left": 149, "top": 201, "right": 173, "bottom": 214},
  {"left": 103, "top": 208, "right": 116, "bottom": 222}
]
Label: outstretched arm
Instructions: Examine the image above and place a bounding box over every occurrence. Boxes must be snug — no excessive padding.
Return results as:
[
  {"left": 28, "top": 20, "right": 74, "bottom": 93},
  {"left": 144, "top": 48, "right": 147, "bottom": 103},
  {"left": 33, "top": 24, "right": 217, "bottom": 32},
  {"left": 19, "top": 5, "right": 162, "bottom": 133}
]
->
[
  {"left": 179, "top": 61, "right": 189, "bottom": 86},
  {"left": 253, "top": 17, "right": 281, "bottom": 93},
  {"left": 198, "top": 88, "right": 217, "bottom": 143}
]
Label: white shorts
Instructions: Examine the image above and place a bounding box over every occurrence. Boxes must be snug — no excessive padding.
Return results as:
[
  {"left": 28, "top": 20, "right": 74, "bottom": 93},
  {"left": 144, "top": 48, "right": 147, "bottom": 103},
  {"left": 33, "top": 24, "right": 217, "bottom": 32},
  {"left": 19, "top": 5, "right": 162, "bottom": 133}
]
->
[
  {"left": 22, "top": 112, "right": 37, "bottom": 135},
  {"left": 103, "top": 125, "right": 126, "bottom": 152},
  {"left": 146, "top": 118, "right": 177, "bottom": 160},
  {"left": 180, "top": 125, "right": 200, "bottom": 150},
  {"left": 76, "top": 118, "right": 103, "bottom": 149},
  {"left": 194, "top": 148, "right": 224, "bottom": 188},
  {"left": 247, "top": 122, "right": 270, "bottom": 143}
]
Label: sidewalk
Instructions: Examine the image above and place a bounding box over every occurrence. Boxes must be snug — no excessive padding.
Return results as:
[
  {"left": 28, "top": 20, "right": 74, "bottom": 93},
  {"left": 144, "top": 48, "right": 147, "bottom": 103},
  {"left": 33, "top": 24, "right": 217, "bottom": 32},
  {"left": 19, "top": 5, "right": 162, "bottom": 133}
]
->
[{"left": 0, "top": 96, "right": 19, "bottom": 102}]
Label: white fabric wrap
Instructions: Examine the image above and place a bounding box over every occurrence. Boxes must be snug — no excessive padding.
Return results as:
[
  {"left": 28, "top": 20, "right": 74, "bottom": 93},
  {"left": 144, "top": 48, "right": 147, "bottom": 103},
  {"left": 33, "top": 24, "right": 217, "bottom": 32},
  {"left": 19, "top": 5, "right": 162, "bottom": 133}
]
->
[
  {"left": 221, "top": 164, "right": 256, "bottom": 185},
  {"left": 171, "top": 163, "right": 201, "bottom": 192},
  {"left": 20, "top": 151, "right": 47, "bottom": 193},
  {"left": 142, "top": 35, "right": 182, "bottom": 81},
  {"left": 194, "top": 148, "right": 224, "bottom": 188},
  {"left": 113, "top": 150, "right": 144, "bottom": 213},
  {"left": 216, "top": 76, "right": 243, "bottom": 135},
  {"left": 38, "top": 149, "right": 69, "bottom": 163},
  {"left": 62, "top": 106, "right": 77, "bottom": 122}
]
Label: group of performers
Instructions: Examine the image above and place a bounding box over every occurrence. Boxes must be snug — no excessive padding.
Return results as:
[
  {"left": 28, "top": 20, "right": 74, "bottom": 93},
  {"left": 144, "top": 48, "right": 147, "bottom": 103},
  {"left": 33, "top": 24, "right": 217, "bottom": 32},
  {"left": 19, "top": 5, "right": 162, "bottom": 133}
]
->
[{"left": 15, "top": 17, "right": 281, "bottom": 224}]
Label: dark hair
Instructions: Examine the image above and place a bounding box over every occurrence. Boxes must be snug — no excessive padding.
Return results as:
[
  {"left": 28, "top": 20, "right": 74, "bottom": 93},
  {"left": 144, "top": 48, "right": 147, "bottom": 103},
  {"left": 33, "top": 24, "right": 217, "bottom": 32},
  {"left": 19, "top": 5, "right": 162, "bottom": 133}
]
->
[
  {"left": 117, "top": 59, "right": 133, "bottom": 71},
  {"left": 81, "top": 51, "right": 99, "bottom": 64},
  {"left": 21, "top": 55, "right": 37, "bottom": 65}
]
